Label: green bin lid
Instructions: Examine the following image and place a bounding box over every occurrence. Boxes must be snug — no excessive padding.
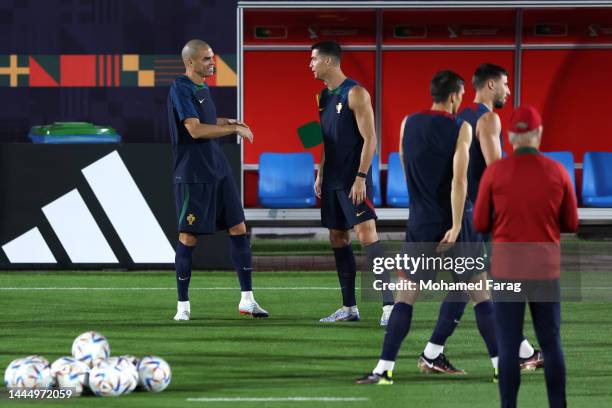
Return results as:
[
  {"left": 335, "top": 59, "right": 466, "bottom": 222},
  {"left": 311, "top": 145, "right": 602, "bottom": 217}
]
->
[{"left": 30, "top": 122, "right": 118, "bottom": 136}]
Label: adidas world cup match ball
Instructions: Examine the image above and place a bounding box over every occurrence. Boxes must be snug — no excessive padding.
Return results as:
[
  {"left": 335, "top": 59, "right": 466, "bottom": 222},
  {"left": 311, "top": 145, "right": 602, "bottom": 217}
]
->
[
  {"left": 95, "top": 357, "right": 138, "bottom": 394},
  {"left": 24, "top": 355, "right": 50, "bottom": 367},
  {"left": 88, "top": 364, "right": 131, "bottom": 397},
  {"left": 7, "top": 358, "right": 53, "bottom": 389},
  {"left": 72, "top": 331, "right": 110, "bottom": 368},
  {"left": 55, "top": 360, "right": 90, "bottom": 396},
  {"left": 4, "top": 358, "right": 24, "bottom": 388},
  {"left": 51, "top": 356, "right": 78, "bottom": 377},
  {"left": 137, "top": 356, "right": 171, "bottom": 392}
]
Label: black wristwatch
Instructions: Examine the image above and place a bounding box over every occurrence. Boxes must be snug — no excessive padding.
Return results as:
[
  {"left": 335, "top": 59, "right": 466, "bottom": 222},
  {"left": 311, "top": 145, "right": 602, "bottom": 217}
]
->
[{"left": 356, "top": 172, "right": 367, "bottom": 179}]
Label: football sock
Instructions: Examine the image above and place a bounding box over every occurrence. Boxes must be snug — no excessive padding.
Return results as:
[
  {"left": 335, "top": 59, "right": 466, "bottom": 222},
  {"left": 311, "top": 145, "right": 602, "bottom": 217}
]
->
[
  {"left": 423, "top": 342, "right": 445, "bottom": 360},
  {"left": 177, "top": 301, "right": 190, "bottom": 312},
  {"left": 373, "top": 360, "right": 395, "bottom": 375},
  {"left": 491, "top": 356, "right": 499, "bottom": 370},
  {"left": 474, "top": 301, "right": 498, "bottom": 359},
  {"left": 364, "top": 241, "right": 394, "bottom": 306},
  {"left": 381, "top": 302, "right": 413, "bottom": 361},
  {"left": 333, "top": 245, "right": 357, "bottom": 307},
  {"left": 519, "top": 338, "right": 535, "bottom": 359},
  {"left": 241, "top": 291, "right": 254, "bottom": 303},
  {"left": 229, "top": 234, "right": 253, "bottom": 292},
  {"left": 175, "top": 241, "right": 195, "bottom": 301},
  {"left": 429, "top": 291, "right": 469, "bottom": 346}
]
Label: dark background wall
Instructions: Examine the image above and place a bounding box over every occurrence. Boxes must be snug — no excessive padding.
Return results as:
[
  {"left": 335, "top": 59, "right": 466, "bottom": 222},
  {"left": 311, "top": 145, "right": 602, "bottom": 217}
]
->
[{"left": 0, "top": 0, "right": 237, "bottom": 142}]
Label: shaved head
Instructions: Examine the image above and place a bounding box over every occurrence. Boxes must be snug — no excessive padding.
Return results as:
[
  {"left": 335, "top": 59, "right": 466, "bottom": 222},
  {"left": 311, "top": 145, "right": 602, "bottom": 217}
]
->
[{"left": 181, "top": 39, "right": 211, "bottom": 63}]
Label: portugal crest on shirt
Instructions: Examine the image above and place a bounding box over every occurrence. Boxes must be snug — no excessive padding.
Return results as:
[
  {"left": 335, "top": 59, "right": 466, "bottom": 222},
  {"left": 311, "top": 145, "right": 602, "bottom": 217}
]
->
[{"left": 336, "top": 102, "right": 343, "bottom": 114}]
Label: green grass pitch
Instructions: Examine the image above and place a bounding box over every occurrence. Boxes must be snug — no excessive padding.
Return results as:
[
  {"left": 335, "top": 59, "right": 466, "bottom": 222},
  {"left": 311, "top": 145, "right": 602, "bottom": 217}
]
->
[{"left": 1, "top": 271, "right": 611, "bottom": 407}]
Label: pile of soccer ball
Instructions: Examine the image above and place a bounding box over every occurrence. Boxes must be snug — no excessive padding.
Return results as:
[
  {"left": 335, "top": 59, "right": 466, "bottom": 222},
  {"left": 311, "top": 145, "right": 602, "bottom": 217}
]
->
[{"left": 3, "top": 331, "right": 171, "bottom": 397}]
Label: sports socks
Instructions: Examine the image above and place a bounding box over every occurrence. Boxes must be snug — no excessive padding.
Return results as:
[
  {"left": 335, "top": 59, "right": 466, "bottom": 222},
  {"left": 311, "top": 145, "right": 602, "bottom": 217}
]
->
[
  {"left": 229, "top": 234, "right": 253, "bottom": 292},
  {"left": 175, "top": 241, "right": 195, "bottom": 301},
  {"left": 364, "top": 240, "right": 394, "bottom": 306},
  {"left": 428, "top": 290, "right": 469, "bottom": 351},
  {"left": 474, "top": 301, "right": 498, "bottom": 364},
  {"left": 380, "top": 302, "right": 413, "bottom": 361},
  {"left": 519, "top": 338, "right": 535, "bottom": 359},
  {"left": 333, "top": 245, "right": 357, "bottom": 307}
]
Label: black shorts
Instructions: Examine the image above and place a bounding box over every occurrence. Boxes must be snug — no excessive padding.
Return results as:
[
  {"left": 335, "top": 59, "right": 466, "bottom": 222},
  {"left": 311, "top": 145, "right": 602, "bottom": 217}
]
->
[
  {"left": 174, "top": 176, "right": 245, "bottom": 235},
  {"left": 403, "top": 208, "right": 485, "bottom": 283},
  {"left": 320, "top": 186, "right": 377, "bottom": 230}
]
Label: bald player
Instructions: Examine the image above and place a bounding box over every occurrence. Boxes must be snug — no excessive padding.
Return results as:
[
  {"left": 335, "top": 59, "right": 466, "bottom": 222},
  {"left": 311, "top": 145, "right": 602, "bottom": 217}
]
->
[{"left": 167, "top": 39, "right": 268, "bottom": 320}]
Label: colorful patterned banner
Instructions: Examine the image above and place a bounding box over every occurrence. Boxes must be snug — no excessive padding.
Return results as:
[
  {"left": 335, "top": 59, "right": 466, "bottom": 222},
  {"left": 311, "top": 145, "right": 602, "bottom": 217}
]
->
[{"left": 0, "top": 54, "right": 237, "bottom": 88}]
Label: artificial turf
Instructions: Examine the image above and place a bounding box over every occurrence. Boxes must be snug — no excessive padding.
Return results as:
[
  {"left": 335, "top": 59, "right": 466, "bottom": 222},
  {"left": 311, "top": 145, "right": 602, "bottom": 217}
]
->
[{"left": 1, "top": 271, "right": 611, "bottom": 407}]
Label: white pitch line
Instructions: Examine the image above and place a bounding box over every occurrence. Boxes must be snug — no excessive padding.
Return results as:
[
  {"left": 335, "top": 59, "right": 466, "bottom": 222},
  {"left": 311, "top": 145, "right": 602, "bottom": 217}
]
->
[
  {"left": 0, "top": 287, "right": 346, "bottom": 291},
  {"left": 186, "top": 397, "right": 369, "bottom": 402}
]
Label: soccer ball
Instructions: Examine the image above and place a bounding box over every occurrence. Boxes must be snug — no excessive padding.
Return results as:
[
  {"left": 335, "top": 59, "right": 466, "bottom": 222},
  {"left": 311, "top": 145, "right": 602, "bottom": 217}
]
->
[
  {"left": 71, "top": 331, "right": 110, "bottom": 367},
  {"left": 4, "top": 358, "right": 24, "bottom": 388},
  {"left": 51, "top": 356, "right": 78, "bottom": 377},
  {"left": 8, "top": 359, "right": 53, "bottom": 389},
  {"left": 93, "top": 357, "right": 138, "bottom": 394},
  {"left": 118, "top": 356, "right": 139, "bottom": 393},
  {"left": 55, "top": 360, "right": 89, "bottom": 396},
  {"left": 88, "top": 364, "right": 131, "bottom": 397},
  {"left": 137, "top": 356, "right": 171, "bottom": 392},
  {"left": 121, "top": 354, "right": 140, "bottom": 369},
  {"left": 24, "top": 355, "right": 50, "bottom": 367}
]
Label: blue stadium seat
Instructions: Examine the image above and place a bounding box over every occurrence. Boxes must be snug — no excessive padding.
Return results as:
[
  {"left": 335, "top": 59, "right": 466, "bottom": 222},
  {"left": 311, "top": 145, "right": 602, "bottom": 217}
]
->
[
  {"left": 386, "top": 152, "right": 409, "bottom": 207},
  {"left": 542, "top": 151, "right": 576, "bottom": 193},
  {"left": 258, "top": 153, "right": 316, "bottom": 208},
  {"left": 371, "top": 153, "right": 382, "bottom": 207},
  {"left": 582, "top": 152, "right": 612, "bottom": 207}
]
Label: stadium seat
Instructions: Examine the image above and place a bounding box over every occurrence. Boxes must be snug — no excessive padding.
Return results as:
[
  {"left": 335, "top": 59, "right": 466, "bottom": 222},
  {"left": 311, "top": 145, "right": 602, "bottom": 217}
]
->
[
  {"left": 372, "top": 153, "right": 382, "bottom": 207},
  {"left": 582, "top": 152, "right": 612, "bottom": 207},
  {"left": 386, "top": 152, "right": 409, "bottom": 207},
  {"left": 542, "top": 151, "right": 576, "bottom": 193},
  {"left": 258, "top": 153, "right": 316, "bottom": 208}
]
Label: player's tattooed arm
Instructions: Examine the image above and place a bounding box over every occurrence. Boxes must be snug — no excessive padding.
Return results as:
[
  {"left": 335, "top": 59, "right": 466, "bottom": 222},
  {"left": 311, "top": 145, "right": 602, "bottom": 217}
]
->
[
  {"left": 477, "top": 112, "right": 502, "bottom": 165},
  {"left": 348, "top": 86, "right": 376, "bottom": 205},
  {"left": 440, "top": 121, "right": 472, "bottom": 247},
  {"left": 184, "top": 117, "right": 253, "bottom": 143}
]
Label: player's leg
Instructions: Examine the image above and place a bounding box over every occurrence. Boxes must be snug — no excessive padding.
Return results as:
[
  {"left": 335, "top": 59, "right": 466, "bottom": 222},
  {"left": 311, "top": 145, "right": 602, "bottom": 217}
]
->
[
  {"left": 227, "top": 222, "right": 268, "bottom": 318},
  {"left": 173, "top": 183, "right": 211, "bottom": 321},
  {"left": 494, "top": 300, "right": 525, "bottom": 407},
  {"left": 468, "top": 274, "right": 500, "bottom": 380},
  {"left": 418, "top": 289, "right": 469, "bottom": 374},
  {"left": 529, "top": 296, "right": 565, "bottom": 406},
  {"left": 217, "top": 176, "right": 268, "bottom": 318},
  {"left": 319, "top": 189, "right": 359, "bottom": 322},
  {"left": 354, "top": 219, "right": 394, "bottom": 325},
  {"left": 320, "top": 228, "right": 360, "bottom": 322},
  {"left": 174, "top": 232, "right": 196, "bottom": 320},
  {"left": 356, "top": 278, "right": 420, "bottom": 384}
]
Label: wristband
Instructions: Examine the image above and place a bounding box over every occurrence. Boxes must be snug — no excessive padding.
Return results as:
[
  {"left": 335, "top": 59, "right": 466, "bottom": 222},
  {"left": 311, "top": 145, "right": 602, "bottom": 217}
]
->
[{"left": 357, "top": 172, "right": 367, "bottom": 179}]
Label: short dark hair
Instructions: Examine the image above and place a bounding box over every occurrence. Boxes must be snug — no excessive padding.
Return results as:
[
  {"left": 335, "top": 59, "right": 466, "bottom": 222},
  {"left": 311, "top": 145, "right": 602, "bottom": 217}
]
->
[
  {"left": 472, "top": 63, "right": 508, "bottom": 89},
  {"left": 430, "top": 70, "right": 464, "bottom": 103},
  {"left": 311, "top": 41, "right": 342, "bottom": 62}
]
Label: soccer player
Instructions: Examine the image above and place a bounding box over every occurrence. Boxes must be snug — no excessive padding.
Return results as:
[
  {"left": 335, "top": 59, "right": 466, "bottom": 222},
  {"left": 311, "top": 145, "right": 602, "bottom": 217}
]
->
[
  {"left": 310, "top": 41, "right": 394, "bottom": 325},
  {"left": 418, "top": 64, "right": 543, "bottom": 378},
  {"left": 356, "top": 70, "right": 498, "bottom": 385},
  {"left": 474, "top": 105, "right": 578, "bottom": 407},
  {"left": 167, "top": 39, "right": 268, "bottom": 321}
]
